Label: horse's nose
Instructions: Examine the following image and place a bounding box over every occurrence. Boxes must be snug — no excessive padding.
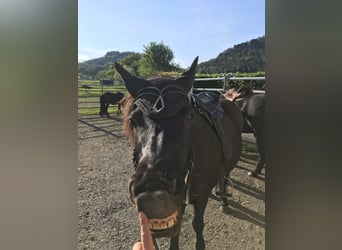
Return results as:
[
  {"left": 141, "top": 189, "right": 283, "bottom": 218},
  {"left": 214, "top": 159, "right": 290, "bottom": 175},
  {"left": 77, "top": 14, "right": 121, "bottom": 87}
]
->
[{"left": 135, "top": 190, "right": 168, "bottom": 214}]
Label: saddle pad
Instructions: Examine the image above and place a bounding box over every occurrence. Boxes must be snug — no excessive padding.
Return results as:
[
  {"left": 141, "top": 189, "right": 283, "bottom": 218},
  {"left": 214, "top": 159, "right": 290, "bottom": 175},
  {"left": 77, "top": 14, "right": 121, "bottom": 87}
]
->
[{"left": 191, "top": 91, "right": 223, "bottom": 119}]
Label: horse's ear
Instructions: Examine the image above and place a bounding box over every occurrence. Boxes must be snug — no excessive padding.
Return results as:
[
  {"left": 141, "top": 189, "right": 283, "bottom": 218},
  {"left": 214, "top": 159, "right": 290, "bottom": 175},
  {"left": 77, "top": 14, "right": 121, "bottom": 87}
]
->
[
  {"left": 176, "top": 56, "right": 199, "bottom": 92},
  {"left": 115, "top": 62, "right": 150, "bottom": 98}
]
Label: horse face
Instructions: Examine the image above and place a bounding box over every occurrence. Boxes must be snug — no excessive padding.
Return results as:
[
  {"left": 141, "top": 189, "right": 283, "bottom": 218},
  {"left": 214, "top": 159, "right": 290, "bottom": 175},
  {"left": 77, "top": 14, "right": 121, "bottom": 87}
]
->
[
  {"left": 128, "top": 96, "right": 191, "bottom": 237},
  {"left": 116, "top": 57, "right": 198, "bottom": 238}
]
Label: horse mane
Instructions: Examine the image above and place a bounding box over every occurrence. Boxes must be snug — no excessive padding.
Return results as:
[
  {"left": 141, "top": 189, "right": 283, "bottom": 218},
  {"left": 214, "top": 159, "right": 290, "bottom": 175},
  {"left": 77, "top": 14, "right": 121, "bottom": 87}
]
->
[{"left": 121, "top": 95, "right": 135, "bottom": 142}]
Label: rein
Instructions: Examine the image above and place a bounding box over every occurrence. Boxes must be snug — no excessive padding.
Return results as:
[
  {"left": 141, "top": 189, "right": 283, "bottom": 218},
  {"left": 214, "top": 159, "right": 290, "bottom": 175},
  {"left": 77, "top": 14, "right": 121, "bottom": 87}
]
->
[{"left": 184, "top": 109, "right": 194, "bottom": 205}]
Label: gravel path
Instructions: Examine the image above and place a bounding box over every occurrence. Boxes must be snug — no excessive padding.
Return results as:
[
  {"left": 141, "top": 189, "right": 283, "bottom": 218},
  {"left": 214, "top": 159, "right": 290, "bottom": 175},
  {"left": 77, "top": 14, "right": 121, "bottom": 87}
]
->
[{"left": 78, "top": 115, "right": 265, "bottom": 250}]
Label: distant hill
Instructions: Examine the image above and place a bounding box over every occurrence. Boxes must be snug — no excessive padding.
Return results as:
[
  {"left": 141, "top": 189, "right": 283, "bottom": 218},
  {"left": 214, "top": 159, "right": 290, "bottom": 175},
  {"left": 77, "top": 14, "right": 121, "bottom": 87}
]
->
[
  {"left": 197, "top": 36, "right": 265, "bottom": 74},
  {"left": 78, "top": 36, "right": 265, "bottom": 79},
  {"left": 78, "top": 51, "right": 135, "bottom": 79}
]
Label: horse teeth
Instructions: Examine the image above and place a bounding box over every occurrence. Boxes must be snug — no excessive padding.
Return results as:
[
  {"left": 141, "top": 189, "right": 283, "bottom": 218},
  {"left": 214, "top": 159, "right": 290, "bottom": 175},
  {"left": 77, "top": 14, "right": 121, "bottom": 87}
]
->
[
  {"left": 153, "top": 222, "right": 161, "bottom": 230},
  {"left": 161, "top": 221, "right": 167, "bottom": 229},
  {"left": 168, "top": 219, "right": 174, "bottom": 228},
  {"left": 147, "top": 210, "right": 178, "bottom": 230}
]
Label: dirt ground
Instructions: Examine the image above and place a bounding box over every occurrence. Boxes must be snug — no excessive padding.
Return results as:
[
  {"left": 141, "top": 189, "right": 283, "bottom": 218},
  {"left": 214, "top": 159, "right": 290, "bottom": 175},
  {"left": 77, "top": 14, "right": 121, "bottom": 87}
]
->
[{"left": 78, "top": 114, "right": 265, "bottom": 250}]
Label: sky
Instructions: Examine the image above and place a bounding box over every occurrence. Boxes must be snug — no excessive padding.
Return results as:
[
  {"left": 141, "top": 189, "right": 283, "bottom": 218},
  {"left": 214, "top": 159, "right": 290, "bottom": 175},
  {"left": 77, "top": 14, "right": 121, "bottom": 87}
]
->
[{"left": 78, "top": 0, "right": 264, "bottom": 68}]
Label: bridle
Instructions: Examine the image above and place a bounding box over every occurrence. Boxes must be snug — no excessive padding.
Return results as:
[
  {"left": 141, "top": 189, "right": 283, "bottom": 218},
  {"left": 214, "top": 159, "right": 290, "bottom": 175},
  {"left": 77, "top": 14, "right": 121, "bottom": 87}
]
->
[
  {"left": 132, "top": 84, "right": 194, "bottom": 204},
  {"left": 134, "top": 85, "right": 189, "bottom": 119}
]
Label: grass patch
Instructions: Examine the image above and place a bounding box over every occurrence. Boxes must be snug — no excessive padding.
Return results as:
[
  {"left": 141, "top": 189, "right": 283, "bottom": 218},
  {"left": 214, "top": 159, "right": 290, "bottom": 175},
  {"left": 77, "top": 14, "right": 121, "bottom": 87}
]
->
[
  {"left": 243, "top": 142, "right": 258, "bottom": 153},
  {"left": 78, "top": 106, "right": 120, "bottom": 116},
  {"left": 78, "top": 109, "right": 99, "bottom": 116},
  {"left": 241, "top": 141, "right": 259, "bottom": 163}
]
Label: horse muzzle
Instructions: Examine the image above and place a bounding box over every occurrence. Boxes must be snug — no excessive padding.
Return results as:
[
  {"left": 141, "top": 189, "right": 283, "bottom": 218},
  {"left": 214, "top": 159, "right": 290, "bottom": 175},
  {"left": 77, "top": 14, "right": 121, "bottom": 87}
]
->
[{"left": 134, "top": 190, "right": 183, "bottom": 237}]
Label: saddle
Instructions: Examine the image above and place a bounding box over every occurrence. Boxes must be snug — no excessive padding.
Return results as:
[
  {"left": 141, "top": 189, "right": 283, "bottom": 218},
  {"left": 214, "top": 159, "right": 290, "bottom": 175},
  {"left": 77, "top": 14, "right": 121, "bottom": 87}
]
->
[
  {"left": 191, "top": 91, "right": 223, "bottom": 119},
  {"left": 191, "top": 91, "right": 229, "bottom": 166}
]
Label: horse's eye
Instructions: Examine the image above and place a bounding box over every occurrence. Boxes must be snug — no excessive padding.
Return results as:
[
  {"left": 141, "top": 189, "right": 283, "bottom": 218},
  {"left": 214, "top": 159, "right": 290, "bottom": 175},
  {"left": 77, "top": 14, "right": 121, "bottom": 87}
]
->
[
  {"left": 129, "top": 118, "right": 136, "bottom": 128},
  {"left": 129, "top": 109, "right": 144, "bottom": 128}
]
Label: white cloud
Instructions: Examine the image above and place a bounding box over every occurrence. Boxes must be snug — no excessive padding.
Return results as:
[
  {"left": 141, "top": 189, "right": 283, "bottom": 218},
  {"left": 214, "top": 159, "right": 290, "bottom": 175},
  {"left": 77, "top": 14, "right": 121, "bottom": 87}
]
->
[
  {"left": 79, "top": 47, "right": 107, "bottom": 56},
  {"left": 78, "top": 54, "right": 90, "bottom": 62}
]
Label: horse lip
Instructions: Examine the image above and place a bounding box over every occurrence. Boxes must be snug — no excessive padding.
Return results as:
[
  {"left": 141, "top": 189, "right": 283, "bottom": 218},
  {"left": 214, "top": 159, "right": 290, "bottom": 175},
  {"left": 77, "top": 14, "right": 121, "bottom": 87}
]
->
[{"left": 147, "top": 210, "right": 179, "bottom": 231}]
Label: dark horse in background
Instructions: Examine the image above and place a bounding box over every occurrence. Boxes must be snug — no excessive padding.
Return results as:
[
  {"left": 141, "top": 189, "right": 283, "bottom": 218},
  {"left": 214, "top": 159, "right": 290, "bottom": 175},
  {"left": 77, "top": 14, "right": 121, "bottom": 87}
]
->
[
  {"left": 99, "top": 91, "right": 124, "bottom": 117},
  {"left": 115, "top": 57, "right": 242, "bottom": 250},
  {"left": 223, "top": 84, "right": 266, "bottom": 177}
]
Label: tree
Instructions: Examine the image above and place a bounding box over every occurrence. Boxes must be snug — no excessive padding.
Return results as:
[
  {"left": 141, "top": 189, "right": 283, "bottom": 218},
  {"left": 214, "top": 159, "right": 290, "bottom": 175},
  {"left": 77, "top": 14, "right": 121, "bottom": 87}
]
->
[
  {"left": 118, "top": 53, "right": 141, "bottom": 76},
  {"left": 106, "top": 63, "right": 115, "bottom": 79},
  {"left": 96, "top": 70, "right": 108, "bottom": 80},
  {"left": 138, "top": 41, "right": 175, "bottom": 77}
]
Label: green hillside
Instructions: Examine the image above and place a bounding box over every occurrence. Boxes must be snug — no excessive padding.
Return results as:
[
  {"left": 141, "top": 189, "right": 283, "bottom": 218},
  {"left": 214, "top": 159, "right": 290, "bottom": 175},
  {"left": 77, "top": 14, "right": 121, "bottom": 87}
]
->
[
  {"left": 197, "top": 36, "right": 265, "bottom": 74},
  {"left": 78, "top": 51, "right": 135, "bottom": 79}
]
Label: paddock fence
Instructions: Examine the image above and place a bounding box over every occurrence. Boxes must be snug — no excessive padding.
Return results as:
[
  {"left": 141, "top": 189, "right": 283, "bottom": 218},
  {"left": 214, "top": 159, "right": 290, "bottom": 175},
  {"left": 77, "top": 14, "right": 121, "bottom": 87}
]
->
[
  {"left": 78, "top": 73, "right": 265, "bottom": 116},
  {"left": 193, "top": 73, "right": 265, "bottom": 94},
  {"left": 78, "top": 79, "right": 127, "bottom": 116}
]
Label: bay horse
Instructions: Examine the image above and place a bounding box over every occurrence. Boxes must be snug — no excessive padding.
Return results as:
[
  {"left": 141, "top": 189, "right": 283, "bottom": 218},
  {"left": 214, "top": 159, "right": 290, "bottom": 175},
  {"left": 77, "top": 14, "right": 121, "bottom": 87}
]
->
[
  {"left": 115, "top": 57, "right": 242, "bottom": 250},
  {"left": 99, "top": 91, "right": 124, "bottom": 117},
  {"left": 223, "top": 84, "right": 266, "bottom": 176}
]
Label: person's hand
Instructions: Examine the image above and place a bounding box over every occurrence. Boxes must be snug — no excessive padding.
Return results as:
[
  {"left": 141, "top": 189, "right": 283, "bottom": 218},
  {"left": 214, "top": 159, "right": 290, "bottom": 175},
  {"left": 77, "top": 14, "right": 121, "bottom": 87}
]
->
[{"left": 132, "top": 212, "right": 154, "bottom": 250}]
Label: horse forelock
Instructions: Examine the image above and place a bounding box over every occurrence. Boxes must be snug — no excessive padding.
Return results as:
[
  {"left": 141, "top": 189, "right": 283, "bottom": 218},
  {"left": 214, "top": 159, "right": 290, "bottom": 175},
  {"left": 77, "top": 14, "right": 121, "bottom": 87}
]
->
[{"left": 147, "top": 76, "right": 177, "bottom": 82}]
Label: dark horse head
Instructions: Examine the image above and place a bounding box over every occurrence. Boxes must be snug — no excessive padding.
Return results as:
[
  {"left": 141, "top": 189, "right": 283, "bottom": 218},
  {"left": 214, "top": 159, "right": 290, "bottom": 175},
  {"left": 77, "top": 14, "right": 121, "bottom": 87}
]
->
[{"left": 115, "top": 58, "right": 198, "bottom": 238}]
